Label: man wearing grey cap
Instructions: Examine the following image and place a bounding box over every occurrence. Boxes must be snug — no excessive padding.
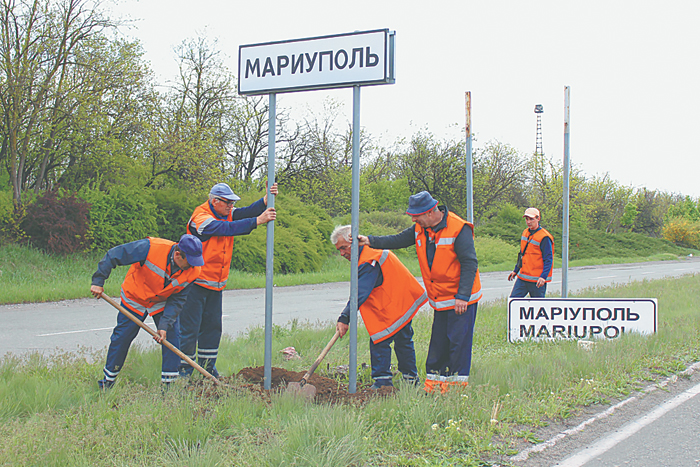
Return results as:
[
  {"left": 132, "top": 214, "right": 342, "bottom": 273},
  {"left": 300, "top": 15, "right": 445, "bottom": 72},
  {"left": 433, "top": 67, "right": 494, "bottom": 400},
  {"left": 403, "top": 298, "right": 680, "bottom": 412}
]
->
[
  {"left": 508, "top": 207, "right": 554, "bottom": 298},
  {"left": 90, "top": 234, "right": 204, "bottom": 389},
  {"left": 179, "top": 182, "right": 277, "bottom": 378},
  {"left": 358, "top": 191, "right": 482, "bottom": 393}
]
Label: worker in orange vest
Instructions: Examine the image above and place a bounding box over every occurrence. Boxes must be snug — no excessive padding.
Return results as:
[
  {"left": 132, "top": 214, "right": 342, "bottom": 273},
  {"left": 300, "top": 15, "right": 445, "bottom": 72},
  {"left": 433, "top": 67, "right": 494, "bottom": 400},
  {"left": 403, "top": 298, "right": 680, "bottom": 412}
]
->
[
  {"left": 90, "top": 234, "right": 204, "bottom": 389},
  {"left": 179, "top": 182, "right": 277, "bottom": 378},
  {"left": 332, "top": 225, "right": 428, "bottom": 389},
  {"left": 508, "top": 207, "right": 554, "bottom": 298},
  {"left": 358, "top": 191, "right": 482, "bottom": 393}
]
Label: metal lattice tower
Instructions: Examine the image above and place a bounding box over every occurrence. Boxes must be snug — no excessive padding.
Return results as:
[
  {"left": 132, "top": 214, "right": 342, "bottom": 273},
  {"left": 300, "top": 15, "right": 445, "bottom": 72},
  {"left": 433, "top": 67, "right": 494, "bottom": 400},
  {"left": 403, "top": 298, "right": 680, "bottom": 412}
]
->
[{"left": 534, "top": 104, "right": 544, "bottom": 156}]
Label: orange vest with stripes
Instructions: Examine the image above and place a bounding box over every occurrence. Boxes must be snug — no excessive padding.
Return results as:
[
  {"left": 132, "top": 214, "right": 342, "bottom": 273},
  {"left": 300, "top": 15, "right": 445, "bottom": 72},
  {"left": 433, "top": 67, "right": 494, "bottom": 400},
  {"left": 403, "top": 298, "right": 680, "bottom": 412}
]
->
[
  {"left": 358, "top": 247, "right": 428, "bottom": 343},
  {"left": 414, "top": 212, "right": 482, "bottom": 311},
  {"left": 187, "top": 201, "right": 233, "bottom": 291},
  {"left": 517, "top": 227, "right": 554, "bottom": 283},
  {"left": 120, "top": 238, "right": 201, "bottom": 317}
]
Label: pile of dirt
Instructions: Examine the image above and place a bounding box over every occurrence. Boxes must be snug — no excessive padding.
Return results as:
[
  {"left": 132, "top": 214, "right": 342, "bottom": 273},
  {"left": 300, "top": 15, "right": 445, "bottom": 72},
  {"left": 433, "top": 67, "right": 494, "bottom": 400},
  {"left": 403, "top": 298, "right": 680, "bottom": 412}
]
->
[
  {"left": 183, "top": 366, "right": 395, "bottom": 404},
  {"left": 235, "top": 366, "right": 395, "bottom": 405}
]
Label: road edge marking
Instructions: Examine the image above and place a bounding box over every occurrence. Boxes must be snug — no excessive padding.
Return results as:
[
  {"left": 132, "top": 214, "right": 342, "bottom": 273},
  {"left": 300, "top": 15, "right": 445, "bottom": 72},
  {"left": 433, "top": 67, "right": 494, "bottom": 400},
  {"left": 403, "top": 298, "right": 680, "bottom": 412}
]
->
[{"left": 510, "top": 361, "right": 700, "bottom": 463}]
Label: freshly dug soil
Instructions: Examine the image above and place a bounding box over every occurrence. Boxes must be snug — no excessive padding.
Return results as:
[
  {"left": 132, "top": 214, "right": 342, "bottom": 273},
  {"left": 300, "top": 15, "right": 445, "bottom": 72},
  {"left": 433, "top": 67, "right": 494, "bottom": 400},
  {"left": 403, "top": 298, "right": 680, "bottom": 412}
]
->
[
  {"left": 230, "top": 366, "right": 396, "bottom": 405},
  {"left": 183, "top": 366, "right": 397, "bottom": 405}
]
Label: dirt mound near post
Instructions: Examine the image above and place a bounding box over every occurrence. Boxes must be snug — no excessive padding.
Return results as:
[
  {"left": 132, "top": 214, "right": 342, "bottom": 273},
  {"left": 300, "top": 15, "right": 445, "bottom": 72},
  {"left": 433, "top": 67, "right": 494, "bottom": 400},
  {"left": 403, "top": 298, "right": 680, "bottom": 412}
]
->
[{"left": 233, "top": 366, "right": 395, "bottom": 405}]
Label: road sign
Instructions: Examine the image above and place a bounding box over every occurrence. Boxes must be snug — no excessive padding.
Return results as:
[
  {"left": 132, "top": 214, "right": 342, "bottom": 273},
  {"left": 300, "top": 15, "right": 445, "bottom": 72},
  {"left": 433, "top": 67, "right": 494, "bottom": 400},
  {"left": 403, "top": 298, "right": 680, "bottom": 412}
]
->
[
  {"left": 508, "top": 298, "right": 657, "bottom": 343},
  {"left": 238, "top": 29, "right": 395, "bottom": 95}
]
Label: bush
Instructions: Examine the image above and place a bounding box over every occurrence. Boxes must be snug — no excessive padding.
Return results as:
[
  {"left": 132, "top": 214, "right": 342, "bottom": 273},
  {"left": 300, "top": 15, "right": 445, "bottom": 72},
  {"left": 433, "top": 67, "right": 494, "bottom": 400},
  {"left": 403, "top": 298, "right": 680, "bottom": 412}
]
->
[
  {"left": 335, "top": 210, "right": 417, "bottom": 259},
  {"left": 476, "top": 203, "right": 524, "bottom": 246},
  {"left": 230, "top": 193, "right": 335, "bottom": 274},
  {"left": 0, "top": 191, "right": 27, "bottom": 246},
  {"left": 20, "top": 191, "right": 90, "bottom": 254},
  {"left": 475, "top": 235, "right": 518, "bottom": 267},
  {"left": 361, "top": 177, "right": 412, "bottom": 212},
  {"left": 78, "top": 184, "right": 161, "bottom": 250},
  {"left": 153, "top": 188, "right": 205, "bottom": 242},
  {"left": 663, "top": 216, "right": 700, "bottom": 249}
]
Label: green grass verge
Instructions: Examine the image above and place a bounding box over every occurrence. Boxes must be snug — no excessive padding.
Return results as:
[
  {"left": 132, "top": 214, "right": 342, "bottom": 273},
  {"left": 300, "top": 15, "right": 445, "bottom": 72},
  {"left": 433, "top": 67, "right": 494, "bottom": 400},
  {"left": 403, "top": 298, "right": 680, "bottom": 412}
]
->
[
  {"left": 1, "top": 240, "right": 693, "bottom": 304},
  {"left": 1, "top": 275, "right": 698, "bottom": 465}
]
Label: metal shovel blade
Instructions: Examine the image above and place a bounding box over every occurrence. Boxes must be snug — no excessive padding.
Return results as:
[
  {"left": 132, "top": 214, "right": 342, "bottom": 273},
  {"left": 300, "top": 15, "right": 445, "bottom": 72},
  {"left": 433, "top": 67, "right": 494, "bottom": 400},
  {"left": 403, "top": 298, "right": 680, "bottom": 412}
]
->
[
  {"left": 284, "top": 330, "right": 340, "bottom": 400},
  {"left": 285, "top": 380, "right": 316, "bottom": 399}
]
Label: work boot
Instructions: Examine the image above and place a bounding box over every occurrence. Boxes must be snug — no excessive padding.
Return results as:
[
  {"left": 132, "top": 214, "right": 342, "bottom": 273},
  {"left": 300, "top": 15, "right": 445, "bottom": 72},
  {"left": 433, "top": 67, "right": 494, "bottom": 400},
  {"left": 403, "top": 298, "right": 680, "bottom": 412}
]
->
[
  {"left": 98, "top": 378, "right": 114, "bottom": 390},
  {"left": 370, "top": 380, "right": 394, "bottom": 390}
]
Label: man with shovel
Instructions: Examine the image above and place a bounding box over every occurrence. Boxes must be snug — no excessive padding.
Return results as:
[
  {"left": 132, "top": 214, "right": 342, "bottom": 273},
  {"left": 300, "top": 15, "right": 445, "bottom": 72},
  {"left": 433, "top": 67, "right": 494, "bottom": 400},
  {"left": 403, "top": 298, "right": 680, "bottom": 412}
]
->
[
  {"left": 178, "top": 182, "right": 277, "bottom": 378},
  {"left": 357, "top": 191, "right": 482, "bottom": 393},
  {"left": 332, "top": 225, "right": 428, "bottom": 390},
  {"left": 90, "top": 234, "right": 204, "bottom": 389}
]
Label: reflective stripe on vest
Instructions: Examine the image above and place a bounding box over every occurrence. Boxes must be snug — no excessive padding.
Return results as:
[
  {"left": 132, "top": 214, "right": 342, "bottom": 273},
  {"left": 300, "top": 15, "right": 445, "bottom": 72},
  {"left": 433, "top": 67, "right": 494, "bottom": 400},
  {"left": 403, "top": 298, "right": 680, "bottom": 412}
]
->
[
  {"left": 194, "top": 277, "right": 228, "bottom": 289},
  {"left": 370, "top": 291, "right": 428, "bottom": 343}
]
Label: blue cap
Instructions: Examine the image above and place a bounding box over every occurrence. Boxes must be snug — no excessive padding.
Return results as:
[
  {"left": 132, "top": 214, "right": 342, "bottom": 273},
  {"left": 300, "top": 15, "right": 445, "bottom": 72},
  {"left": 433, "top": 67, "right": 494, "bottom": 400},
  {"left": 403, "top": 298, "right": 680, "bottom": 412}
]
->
[
  {"left": 178, "top": 234, "right": 204, "bottom": 267},
  {"left": 406, "top": 191, "right": 438, "bottom": 216},
  {"left": 209, "top": 183, "right": 241, "bottom": 202}
]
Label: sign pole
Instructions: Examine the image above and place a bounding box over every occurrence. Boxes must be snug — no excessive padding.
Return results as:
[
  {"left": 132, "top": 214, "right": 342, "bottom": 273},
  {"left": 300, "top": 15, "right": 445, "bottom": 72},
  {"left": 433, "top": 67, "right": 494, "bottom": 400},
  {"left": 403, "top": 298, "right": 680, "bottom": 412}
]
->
[
  {"left": 264, "top": 92, "right": 276, "bottom": 390},
  {"left": 465, "top": 92, "right": 473, "bottom": 223},
  {"left": 562, "top": 86, "right": 570, "bottom": 298},
  {"left": 349, "top": 85, "right": 361, "bottom": 394}
]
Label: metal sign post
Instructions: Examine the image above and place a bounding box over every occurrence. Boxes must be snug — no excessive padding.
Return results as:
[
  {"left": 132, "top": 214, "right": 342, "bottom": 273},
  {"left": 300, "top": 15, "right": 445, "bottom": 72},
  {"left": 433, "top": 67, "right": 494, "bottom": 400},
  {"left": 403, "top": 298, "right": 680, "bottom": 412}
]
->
[
  {"left": 465, "top": 91, "right": 473, "bottom": 223},
  {"left": 562, "top": 86, "right": 571, "bottom": 298},
  {"left": 263, "top": 93, "right": 276, "bottom": 390},
  {"left": 349, "top": 85, "right": 361, "bottom": 393},
  {"left": 239, "top": 29, "right": 395, "bottom": 394}
]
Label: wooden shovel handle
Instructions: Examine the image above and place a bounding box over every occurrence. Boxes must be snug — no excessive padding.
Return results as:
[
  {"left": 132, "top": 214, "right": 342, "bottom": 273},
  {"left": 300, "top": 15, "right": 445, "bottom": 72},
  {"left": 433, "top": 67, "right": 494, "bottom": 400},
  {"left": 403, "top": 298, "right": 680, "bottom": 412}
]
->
[
  {"left": 100, "top": 293, "right": 220, "bottom": 386},
  {"left": 300, "top": 330, "right": 341, "bottom": 385}
]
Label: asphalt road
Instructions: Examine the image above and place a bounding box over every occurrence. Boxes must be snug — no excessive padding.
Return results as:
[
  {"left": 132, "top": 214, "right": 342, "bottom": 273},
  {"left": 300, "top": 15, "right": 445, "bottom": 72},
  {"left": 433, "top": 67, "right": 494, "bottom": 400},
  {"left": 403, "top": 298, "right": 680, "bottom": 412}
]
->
[{"left": 511, "top": 363, "right": 700, "bottom": 467}]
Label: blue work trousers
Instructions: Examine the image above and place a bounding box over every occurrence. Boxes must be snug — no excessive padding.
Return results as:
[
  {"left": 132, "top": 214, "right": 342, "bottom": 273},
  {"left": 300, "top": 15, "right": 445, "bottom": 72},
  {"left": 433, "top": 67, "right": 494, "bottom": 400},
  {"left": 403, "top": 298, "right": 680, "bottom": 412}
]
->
[
  {"left": 425, "top": 304, "right": 478, "bottom": 378},
  {"left": 369, "top": 321, "right": 419, "bottom": 387},
  {"left": 178, "top": 285, "right": 222, "bottom": 377},
  {"left": 510, "top": 278, "right": 547, "bottom": 298},
  {"left": 103, "top": 304, "right": 180, "bottom": 384}
]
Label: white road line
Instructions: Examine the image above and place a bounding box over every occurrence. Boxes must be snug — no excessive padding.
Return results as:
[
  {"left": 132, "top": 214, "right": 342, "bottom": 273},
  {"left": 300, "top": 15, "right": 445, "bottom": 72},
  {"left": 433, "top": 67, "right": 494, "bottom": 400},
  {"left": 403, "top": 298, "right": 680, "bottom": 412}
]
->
[
  {"left": 641, "top": 272, "right": 654, "bottom": 275},
  {"left": 510, "top": 362, "right": 700, "bottom": 464},
  {"left": 593, "top": 275, "right": 616, "bottom": 279},
  {"left": 555, "top": 381, "right": 700, "bottom": 467},
  {"left": 38, "top": 327, "right": 113, "bottom": 337}
]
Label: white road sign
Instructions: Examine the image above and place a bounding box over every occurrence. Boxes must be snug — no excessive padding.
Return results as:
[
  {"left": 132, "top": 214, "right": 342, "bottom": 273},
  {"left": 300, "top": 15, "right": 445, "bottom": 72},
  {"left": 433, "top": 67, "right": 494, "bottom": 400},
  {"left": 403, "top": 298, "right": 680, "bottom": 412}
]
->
[
  {"left": 238, "top": 29, "right": 395, "bottom": 95},
  {"left": 508, "top": 298, "right": 658, "bottom": 343}
]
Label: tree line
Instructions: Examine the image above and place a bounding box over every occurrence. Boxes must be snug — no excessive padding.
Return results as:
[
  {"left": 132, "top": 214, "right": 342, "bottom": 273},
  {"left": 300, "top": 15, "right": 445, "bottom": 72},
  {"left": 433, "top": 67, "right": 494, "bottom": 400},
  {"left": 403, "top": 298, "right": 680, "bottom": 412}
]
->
[{"left": 1, "top": 0, "right": 698, "bottom": 265}]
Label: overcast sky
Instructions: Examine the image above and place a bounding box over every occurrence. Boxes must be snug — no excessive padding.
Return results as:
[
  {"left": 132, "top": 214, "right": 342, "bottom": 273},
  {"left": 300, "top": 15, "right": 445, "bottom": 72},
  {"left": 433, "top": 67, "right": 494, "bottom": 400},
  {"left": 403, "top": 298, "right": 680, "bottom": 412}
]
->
[{"left": 107, "top": 0, "right": 700, "bottom": 198}]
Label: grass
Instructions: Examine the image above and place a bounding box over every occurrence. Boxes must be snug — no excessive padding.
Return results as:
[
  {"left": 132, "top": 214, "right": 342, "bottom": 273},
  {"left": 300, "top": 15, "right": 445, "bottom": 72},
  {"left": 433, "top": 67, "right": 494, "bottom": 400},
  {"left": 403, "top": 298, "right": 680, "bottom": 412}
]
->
[
  {"left": 1, "top": 275, "right": 698, "bottom": 465},
  {"left": 0, "top": 239, "right": 693, "bottom": 304}
]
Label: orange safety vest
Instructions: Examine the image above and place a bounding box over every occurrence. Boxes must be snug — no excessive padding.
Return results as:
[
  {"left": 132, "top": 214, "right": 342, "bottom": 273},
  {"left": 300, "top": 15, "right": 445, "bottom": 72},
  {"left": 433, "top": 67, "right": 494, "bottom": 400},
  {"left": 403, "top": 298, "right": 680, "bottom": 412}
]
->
[
  {"left": 120, "top": 237, "right": 201, "bottom": 317},
  {"left": 358, "top": 247, "right": 428, "bottom": 343},
  {"left": 415, "top": 211, "right": 482, "bottom": 311},
  {"left": 517, "top": 227, "right": 554, "bottom": 283},
  {"left": 187, "top": 201, "right": 233, "bottom": 291}
]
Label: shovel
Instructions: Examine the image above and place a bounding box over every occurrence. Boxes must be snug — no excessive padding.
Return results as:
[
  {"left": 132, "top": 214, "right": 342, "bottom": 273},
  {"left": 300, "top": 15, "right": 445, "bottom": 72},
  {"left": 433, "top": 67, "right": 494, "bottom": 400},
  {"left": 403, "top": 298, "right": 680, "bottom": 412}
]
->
[
  {"left": 286, "top": 330, "right": 340, "bottom": 399},
  {"left": 100, "top": 293, "right": 222, "bottom": 386}
]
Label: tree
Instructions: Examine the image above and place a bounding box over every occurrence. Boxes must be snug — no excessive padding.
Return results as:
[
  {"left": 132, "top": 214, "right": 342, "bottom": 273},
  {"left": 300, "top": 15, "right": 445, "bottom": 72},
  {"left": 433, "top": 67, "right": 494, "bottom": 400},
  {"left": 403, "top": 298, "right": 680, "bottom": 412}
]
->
[
  {"left": 472, "top": 141, "right": 527, "bottom": 222},
  {"left": 628, "top": 188, "right": 674, "bottom": 237},
  {"left": 577, "top": 174, "right": 633, "bottom": 233},
  {"left": 0, "top": 0, "right": 116, "bottom": 209},
  {"left": 146, "top": 35, "right": 235, "bottom": 191},
  {"left": 394, "top": 131, "right": 466, "bottom": 215}
]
